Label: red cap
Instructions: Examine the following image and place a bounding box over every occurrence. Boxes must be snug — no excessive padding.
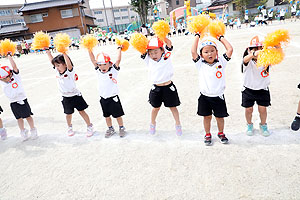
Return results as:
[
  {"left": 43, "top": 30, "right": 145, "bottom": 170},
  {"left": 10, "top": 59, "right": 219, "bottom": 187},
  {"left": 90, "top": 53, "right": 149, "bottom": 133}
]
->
[
  {"left": 249, "top": 35, "right": 263, "bottom": 47},
  {"left": 147, "top": 37, "right": 164, "bottom": 50},
  {"left": 0, "top": 66, "right": 11, "bottom": 79},
  {"left": 96, "top": 52, "right": 111, "bottom": 64}
]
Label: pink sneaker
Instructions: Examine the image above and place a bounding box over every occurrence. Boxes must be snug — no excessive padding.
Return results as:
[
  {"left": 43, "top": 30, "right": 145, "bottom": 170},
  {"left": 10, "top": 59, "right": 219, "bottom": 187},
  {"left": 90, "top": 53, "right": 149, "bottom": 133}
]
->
[
  {"left": 175, "top": 125, "right": 182, "bottom": 136},
  {"left": 149, "top": 124, "right": 156, "bottom": 135},
  {"left": 86, "top": 124, "right": 94, "bottom": 137},
  {"left": 67, "top": 125, "right": 75, "bottom": 136},
  {"left": 0, "top": 128, "right": 7, "bottom": 140}
]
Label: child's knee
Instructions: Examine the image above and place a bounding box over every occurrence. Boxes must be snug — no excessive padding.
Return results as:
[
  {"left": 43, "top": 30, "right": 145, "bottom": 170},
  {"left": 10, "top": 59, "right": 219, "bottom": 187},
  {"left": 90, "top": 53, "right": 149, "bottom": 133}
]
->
[{"left": 245, "top": 107, "right": 253, "bottom": 113}]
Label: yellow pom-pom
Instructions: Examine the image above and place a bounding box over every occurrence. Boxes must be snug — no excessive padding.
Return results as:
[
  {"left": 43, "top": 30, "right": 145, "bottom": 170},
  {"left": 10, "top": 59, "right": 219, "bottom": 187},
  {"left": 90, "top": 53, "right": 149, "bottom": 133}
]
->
[
  {"left": 257, "top": 47, "right": 284, "bottom": 68},
  {"left": 0, "top": 39, "right": 16, "bottom": 56},
  {"left": 129, "top": 33, "right": 148, "bottom": 54},
  {"left": 115, "top": 38, "right": 129, "bottom": 52},
  {"left": 80, "top": 34, "right": 98, "bottom": 51},
  {"left": 31, "top": 31, "right": 50, "bottom": 50},
  {"left": 152, "top": 20, "right": 170, "bottom": 41},
  {"left": 208, "top": 20, "right": 226, "bottom": 39},
  {"left": 187, "top": 15, "right": 211, "bottom": 34},
  {"left": 263, "top": 29, "right": 290, "bottom": 47},
  {"left": 54, "top": 33, "right": 71, "bottom": 53}
]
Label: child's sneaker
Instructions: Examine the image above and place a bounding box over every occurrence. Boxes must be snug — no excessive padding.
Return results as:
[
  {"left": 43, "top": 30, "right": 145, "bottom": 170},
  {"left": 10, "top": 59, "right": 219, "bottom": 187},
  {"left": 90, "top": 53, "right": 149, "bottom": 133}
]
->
[
  {"left": 149, "top": 124, "right": 156, "bottom": 135},
  {"left": 204, "top": 133, "right": 212, "bottom": 146},
  {"left": 105, "top": 127, "right": 116, "bottom": 138},
  {"left": 291, "top": 117, "right": 300, "bottom": 131},
  {"left": 86, "top": 124, "right": 94, "bottom": 137},
  {"left": 20, "top": 129, "right": 29, "bottom": 141},
  {"left": 30, "top": 127, "right": 38, "bottom": 140},
  {"left": 119, "top": 126, "right": 126, "bottom": 138},
  {"left": 0, "top": 128, "right": 7, "bottom": 140},
  {"left": 259, "top": 123, "right": 270, "bottom": 137},
  {"left": 175, "top": 125, "right": 182, "bottom": 136},
  {"left": 246, "top": 123, "right": 254, "bottom": 136},
  {"left": 218, "top": 132, "right": 229, "bottom": 144},
  {"left": 67, "top": 125, "right": 75, "bottom": 136}
]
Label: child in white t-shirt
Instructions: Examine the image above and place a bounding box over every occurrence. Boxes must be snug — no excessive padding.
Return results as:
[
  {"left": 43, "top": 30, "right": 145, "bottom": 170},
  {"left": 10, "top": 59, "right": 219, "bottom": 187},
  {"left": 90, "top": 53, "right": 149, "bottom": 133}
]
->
[
  {"left": 88, "top": 47, "right": 126, "bottom": 138},
  {"left": 241, "top": 36, "right": 271, "bottom": 137},
  {"left": 291, "top": 3, "right": 297, "bottom": 22},
  {"left": 141, "top": 37, "right": 182, "bottom": 136},
  {"left": 46, "top": 50, "right": 94, "bottom": 137},
  {"left": 0, "top": 106, "right": 7, "bottom": 140},
  {"left": 191, "top": 34, "right": 233, "bottom": 145},
  {"left": 291, "top": 84, "right": 300, "bottom": 131},
  {"left": 0, "top": 54, "right": 38, "bottom": 141}
]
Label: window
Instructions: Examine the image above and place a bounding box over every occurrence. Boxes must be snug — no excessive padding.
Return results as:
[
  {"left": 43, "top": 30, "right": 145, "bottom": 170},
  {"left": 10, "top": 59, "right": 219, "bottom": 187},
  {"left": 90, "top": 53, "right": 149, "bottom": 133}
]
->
[
  {"left": 0, "top": 20, "right": 14, "bottom": 25},
  {"left": 131, "top": 16, "right": 135, "bottom": 18},
  {"left": 0, "top": 10, "right": 11, "bottom": 16},
  {"left": 30, "top": 14, "right": 43, "bottom": 23},
  {"left": 13, "top": 9, "right": 19, "bottom": 15},
  {"left": 61, "top": 9, "right": 73, "bottom": 18},
  {"left": 42, "top": 13, "right": 48, "bottom": 17},
  {"left": 94, "top": 11, "right": 102, "bottom": 14},
  {"left": 115, "top": 17, "right": 120, "bottom": 20},
  {"left": 120, "top": 8, "right": 127, "bottom": 12},
  {"left": 233, "top": 3, "right": 237, "bottom": 11},
  {"left": 16, "top": 19, "right": 24, "bottom": 23},
  {"left": 130, "top": 8, "right": 134, "bottom": 11},
  {"left": 113, "top": 9, "right": 119, "bottom": 13},
  {"left": 97, "top": 19, "right": 104, "bottom": 22},
  {"left": 122, "top": 16, "right": 128, "bottom": 19},
  {"left": 176, "top": 0, "right": 179, "bottom": 5}
]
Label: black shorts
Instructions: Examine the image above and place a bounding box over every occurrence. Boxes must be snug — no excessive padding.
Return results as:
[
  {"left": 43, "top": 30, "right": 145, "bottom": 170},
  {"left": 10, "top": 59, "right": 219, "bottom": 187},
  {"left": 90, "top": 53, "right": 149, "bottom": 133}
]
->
[
  {"left": 268, "top": 17, "right": 273, "bottom": 21},
  {"left": 197, "top": 94, "right": 229, "bottom": 118},
  {"left": 245, "top": 20, "right": 249, "bottom": 23},
  {"left": 61, "top": 95, "right": 88, "bottom": 114},
  {"left": 292, "top": 12, "right": 296, "bottom": 16},
  {"left": 178, "top": 30, "right": 182, "bottom": 33},
  {"left": 241, "top": 87, "right": 271, "bottom": 108},
  {"left": 108, "top": 38, "right": 112, "bottom": 41},
  {"left": 100, "top": 95, "right": 124, "bottom": 118},
  {"left": 280, "top": 16, "right": 285, "bottom": 20},
  {"left": 0, "top": 106, "right": 3, "bottom": 114},
  {"left": 173, "top": 31, "right": 176, "bottom": 35},
  {"left": 150, "top": 33, "right": 154, "bottom": 36},
  {"left": 10, "top": 99, "right": 33, "bottom": 119},
  {"left": 149, "top": 82, "right": 180, "bottom": 108},
  {"left": 182, "top": 29, "right": 186, "bottom": 33}
]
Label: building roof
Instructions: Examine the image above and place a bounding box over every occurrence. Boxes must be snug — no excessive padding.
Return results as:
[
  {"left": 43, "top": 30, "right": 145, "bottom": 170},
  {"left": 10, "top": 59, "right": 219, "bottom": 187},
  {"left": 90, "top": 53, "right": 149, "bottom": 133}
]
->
[
  {"left": 0, "top": 23, "right": 28, "bottom": 35},
  {"left": 208, "top": 0, "right": 233, "bottom": 7},
  {"left": 19, "top": 0, "right": 85, "bottom": 12},
  {"left": 84, "top": 14, "right": 96, "bottom": 19}
]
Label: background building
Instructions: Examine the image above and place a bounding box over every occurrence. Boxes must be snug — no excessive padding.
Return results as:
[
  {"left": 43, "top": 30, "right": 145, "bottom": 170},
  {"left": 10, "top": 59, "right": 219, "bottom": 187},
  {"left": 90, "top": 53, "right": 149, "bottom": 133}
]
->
[{"left": 0, "top": 4, "right": 25, "bottom": 25}]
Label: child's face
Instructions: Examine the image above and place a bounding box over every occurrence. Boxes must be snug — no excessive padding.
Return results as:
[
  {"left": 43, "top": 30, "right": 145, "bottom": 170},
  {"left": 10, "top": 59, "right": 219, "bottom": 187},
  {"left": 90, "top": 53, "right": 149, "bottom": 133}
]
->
[
  {"left": 54, "top": 62, "right": 67, "bottom": 73},
  {"left": 201, "top": 45, "right": 218, "bottom": 64},
  {"left": 97, "top": 62, "right": 112, "bottom": 73},
  {"left": 148, "top": 48, "right": 164, "bottom": 61},
  {"left": 0, "top": 73, "right": 12, "bottom": 83}
]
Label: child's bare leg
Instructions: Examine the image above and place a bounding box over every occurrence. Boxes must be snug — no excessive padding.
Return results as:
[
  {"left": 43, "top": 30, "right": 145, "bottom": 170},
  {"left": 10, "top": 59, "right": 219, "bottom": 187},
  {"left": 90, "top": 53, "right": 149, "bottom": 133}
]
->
[
  {"left": 66, "top": 114, "right": 72, "bottom": 127},
  {"left": 203, "top": 115, "right": 212, "bottom": 134},
  {"left": 0, "top": 118, "right": 3, "bottom": 129},
  {"left": 78, "top": 110, "right": 92, "bottom": 126},
  {"left": 151, "top": 107, "right": 160, "bottom": 125},
  {"left": 258, "top": 106, "right": 267, "bottom": 124},
  {"left": 169, "top": 107, "right": 181, "bottom": 126},
  {"left": 245, "top": 107, "right": 253, "bottom": 124},
  {"left": 17, "top": 118, "right": 25, "bottom": 130},
  {"left": 25, "top": 116, "right": 35, "bottom": 129},
  {"left": 105, "top": 117, "right": 112, "bottom": 127},
  {"left": 297, "top": 100, "right": 300, "bottom": 114},
  {"left": 215, "top": 117, "right": 224, "bottom": 133},
  {"left": 116, "top": 117, "right": 123, "bottom": 127}
]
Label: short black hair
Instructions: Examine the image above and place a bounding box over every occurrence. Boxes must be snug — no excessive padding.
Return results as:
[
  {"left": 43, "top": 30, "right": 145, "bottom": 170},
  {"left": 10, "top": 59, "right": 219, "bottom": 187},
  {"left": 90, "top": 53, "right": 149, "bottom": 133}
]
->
[
  {"left": 200, "top": 46, "right": 217, "bottom": 55},
  {"left": 51, "top": 54, "right": 73, "bottom": 66}
]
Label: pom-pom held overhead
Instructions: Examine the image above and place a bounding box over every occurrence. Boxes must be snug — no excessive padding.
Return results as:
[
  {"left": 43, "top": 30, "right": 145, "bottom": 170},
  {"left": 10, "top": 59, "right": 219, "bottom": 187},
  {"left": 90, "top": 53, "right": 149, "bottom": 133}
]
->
[
  {"left": 80, "top": 34, "right": 98, "bottom": 51},
  {"left": 208, "top": 20, "right": 226, "bottom": 39},
  {"left": 263, "top": 29, "right": 290, "bottom": 48},
  {"left": 0, "top": 39, "right": 16, "bottom": 56},
  {"left": 129, "top": 33, "right": 148, "bottom": 54},
  {"left": 152, "top": 20, "right": 170, "bottom": 41},
  {"left": 115, "top": 38, "right": 129, "bottom": 52},
  {"left": 31, "top": 31, "right": 50, "bottom": 50},
  {"left": 187, "top": 15, "right": 211, "bottom": 34},
  {"left": 257, "top": 47, "right": 284, "bottom": 68},
  {"left": 54, "top": 33, "right": 71, "bottom": 53}
]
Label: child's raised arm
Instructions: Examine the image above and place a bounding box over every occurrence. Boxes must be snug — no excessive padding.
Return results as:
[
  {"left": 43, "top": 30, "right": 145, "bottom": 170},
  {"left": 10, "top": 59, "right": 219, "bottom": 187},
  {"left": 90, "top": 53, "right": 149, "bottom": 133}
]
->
[
  {"left": 164, "top": 37, "right": 172, "bottom": 49},
  {"left": 115, "top": 47, "right": 122, "bottom": 67},
  {"left": 191, "top": 34, "right": 200, "bottom": 60},
  {"left": 219, "top": 37, "right": 233, "bottom": 58},
  {"left": 7, "top": 54, "right": 18, "bottom": 73},
  {"left": 243, "top": 49, "right": 261, "bottom": 65},
  {"left": 62, "top": 53, "right": 73, "bottom": 71},
  {"left": 45, "top": 49, "right": 53, "bottom": 63},
  {"left": 88, "top": 50, "right": 97, "bottom": 67}
]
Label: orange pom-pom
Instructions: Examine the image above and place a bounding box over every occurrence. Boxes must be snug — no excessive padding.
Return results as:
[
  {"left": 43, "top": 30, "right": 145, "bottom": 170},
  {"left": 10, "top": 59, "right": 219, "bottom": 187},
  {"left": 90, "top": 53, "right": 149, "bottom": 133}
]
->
[
  {"left": 263, "top": 29, "right": 290, "bottom": 47},
  {"left": 0, "top": 39, "right": 16, "bottom": 56},
  {"left": 31, "top": 31, "right": 50, "bottom": 50},
  {"left": 187, "top": 15, "right": 211, "bottom": 34},
  {"left": 80, "top": 34, "right": 98, "bottom": 51},
  {"left": 54, "top": 33, "right": 71, "bottom": 53},
  {"left": 208, "top": 20, "right": 226, "bottom": 39},
  {"left": 257, "top": 47, "right": 284, "bottom": 68},
  {"left": 152, "top": 20, "right": 170, "bottom": 41},
  {"left": 129, "top": 33, "right": 148, "bottom": 54},
  {"left": 115, "top": 38, "right": 129, "bottom": 52}
]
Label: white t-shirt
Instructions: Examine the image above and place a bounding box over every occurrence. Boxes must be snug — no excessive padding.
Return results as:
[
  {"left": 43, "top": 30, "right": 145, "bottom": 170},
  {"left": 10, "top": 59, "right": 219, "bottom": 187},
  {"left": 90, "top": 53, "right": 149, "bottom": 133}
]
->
[
  {"left": 142, "top": 45, "right": 174, "bottom": 85},
  {"left": 1, "top": 70, "right": 27, "bottom": 103},
  {"left": 245, "top": 15, "right": 249, "bottom": 20},
  {"left": 55, "top": 68, "right": 81, "bottom": 97},
  {"left": 193, "top": 53, "right": 230, "bottom": 97},
  {"left": 96, "top": 64, "right": 119, "bottom": 99},
  {"left": 292, "top": 5, "right": 297, "bottom": 12},
  {"left": 242, "top": 60, "right": 270, "bottom": 90},
  {"left": 268, "top": 11, "right": 273, "bottom": 17},
  {"left": 261, "top": 9, "right": 267, "bottom": 16},
  {"left": 280, "top": 10, "right": 285, "bottom": 17}
]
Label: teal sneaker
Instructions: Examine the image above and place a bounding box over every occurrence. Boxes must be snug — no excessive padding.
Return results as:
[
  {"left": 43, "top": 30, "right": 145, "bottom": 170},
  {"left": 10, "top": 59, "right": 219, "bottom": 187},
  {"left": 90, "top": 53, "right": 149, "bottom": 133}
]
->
[
  {"left": 259, "top": 123, "right": 271, "bottom": 137},
  {"left": 246, "top": 123, "right": 254, "bottom": 136}
]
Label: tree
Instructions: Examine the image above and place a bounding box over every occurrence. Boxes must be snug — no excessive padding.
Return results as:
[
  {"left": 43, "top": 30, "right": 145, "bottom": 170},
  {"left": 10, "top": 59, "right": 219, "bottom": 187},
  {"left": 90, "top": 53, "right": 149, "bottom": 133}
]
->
[
  {"left": 130, "top": 0, "right": 157, "bottom": 25},
  {"left": 255, "top": 0, "right": 268, "bottom": 7},
  {"left": 233, "top": 0, "right": 251, "bottom": 15}
]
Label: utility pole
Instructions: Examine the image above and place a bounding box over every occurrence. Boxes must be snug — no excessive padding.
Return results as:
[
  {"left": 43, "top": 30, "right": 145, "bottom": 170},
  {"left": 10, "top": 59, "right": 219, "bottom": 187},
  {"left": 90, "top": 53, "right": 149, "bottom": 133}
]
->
[
  {"left": 110, "top": 0, "right": 117, "bottom": 32},
  {"left": 103, "top": 0, "right": 109, "bottom": 30}
]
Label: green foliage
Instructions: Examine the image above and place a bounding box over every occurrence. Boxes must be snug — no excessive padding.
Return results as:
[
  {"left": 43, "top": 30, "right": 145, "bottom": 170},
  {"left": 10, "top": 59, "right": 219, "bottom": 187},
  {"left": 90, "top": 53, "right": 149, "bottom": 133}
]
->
[
  {"left": 130, "top": 0, "right": 157, "bottom": 24},
  {"left": 233, "top": 0, "right": 251, "bottom": 14}
]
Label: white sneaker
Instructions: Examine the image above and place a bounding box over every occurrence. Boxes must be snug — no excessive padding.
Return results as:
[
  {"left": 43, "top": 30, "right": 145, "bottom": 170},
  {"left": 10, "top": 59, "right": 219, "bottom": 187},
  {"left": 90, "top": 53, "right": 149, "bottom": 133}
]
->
[
  {"left": 20, "top": 129, "right": 29, "bottom": 141},
  {"left": 86, "top": 124, "right": 94, "bottom": 137},
  {"left": 0, "top": 128, "right": 7, "bottom": 140},
  {"left": 67, "top": 125, "right": 75, "bottom": 136},
  {"left": 30, "top": 127, "right": 38, "bottom": 140}
]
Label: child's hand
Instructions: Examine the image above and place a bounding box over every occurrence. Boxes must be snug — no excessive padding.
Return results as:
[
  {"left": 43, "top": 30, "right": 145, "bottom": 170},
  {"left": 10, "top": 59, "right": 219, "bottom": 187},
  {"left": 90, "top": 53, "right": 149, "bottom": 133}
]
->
[
  {"left": 117, "top": 46, "right": 122, "bottom": 50},
  {"left": 7, "top": 51, "right": 12, "bottom": 56}
]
